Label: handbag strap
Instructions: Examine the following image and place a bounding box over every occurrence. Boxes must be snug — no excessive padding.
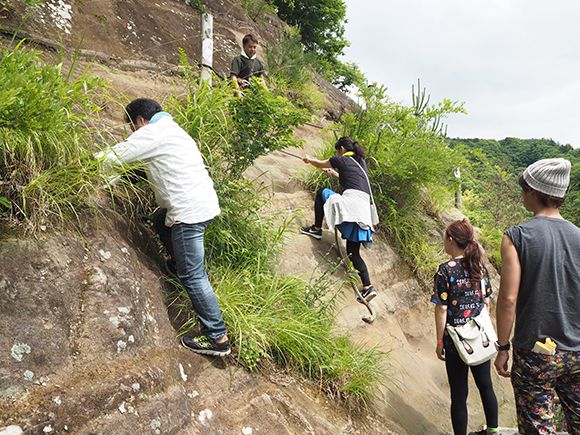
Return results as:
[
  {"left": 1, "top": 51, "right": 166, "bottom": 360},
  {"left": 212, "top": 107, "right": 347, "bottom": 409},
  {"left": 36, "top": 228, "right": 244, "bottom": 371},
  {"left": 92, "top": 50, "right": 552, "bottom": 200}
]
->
[{"left": 348, "top": 156, "right": 376, "bottom": 206}]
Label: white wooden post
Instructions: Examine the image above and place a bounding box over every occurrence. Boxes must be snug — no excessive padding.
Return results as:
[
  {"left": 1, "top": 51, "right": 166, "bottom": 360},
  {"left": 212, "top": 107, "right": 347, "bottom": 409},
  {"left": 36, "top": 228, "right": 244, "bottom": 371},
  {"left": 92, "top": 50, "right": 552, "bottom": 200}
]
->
[
  {"left": 454, "top": 167, "right": 462, "bottom": 210},
  {"left": 201, "top": 13, "right": 213, "bottom": 84}
]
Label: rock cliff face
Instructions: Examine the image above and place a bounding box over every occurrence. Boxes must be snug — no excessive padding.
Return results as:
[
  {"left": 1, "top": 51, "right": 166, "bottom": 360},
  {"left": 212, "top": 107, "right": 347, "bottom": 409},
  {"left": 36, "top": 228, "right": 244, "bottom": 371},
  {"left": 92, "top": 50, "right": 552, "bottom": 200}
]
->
[
  {"left": 0, "top": 0, "right": 352, "bottom": 119},
  {"left": 0, "top": 197, "right": 397, "bottom": 435},
  {"left": 1, "top": 1, "right": 518, "bottom": 434}
]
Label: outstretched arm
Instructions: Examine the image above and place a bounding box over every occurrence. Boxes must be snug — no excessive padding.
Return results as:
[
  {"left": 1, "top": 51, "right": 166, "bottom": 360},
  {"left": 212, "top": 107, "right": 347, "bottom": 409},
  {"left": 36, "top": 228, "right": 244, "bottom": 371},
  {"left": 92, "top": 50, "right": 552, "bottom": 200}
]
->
[
  {"left": 494, "top": 234, "right": 521, "bottom": 377},
  {"left": 302, "top": 154, "right": 332, "bottom": 169}
]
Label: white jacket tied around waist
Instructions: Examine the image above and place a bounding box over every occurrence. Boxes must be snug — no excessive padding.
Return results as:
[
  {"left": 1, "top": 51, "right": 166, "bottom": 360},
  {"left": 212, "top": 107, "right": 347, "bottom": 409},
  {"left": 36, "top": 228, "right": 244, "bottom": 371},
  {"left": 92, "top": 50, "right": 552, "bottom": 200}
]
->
[{"left": 323, "top": 189, "right": 374, "bottom": 232}]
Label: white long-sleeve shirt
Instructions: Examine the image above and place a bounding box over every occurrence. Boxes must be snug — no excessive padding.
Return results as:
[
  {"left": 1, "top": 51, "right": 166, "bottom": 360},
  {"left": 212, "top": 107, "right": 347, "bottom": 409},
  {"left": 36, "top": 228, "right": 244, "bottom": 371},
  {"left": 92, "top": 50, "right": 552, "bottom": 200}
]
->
[{"left": 95, "top": 116, "right": 220, "bottom": 227}]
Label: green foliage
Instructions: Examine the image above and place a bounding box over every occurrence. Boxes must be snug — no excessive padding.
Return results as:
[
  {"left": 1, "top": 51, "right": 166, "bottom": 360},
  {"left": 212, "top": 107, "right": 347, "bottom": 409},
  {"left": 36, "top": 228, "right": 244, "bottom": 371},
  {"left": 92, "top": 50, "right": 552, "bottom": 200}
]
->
[
  {"left": 0, "top": 196, "right": 10, "bottom": 217},
  {"left": 1, "top": 0, "right": 41, "bottom": 9},
  {"left": 263, "top": 28, "right": 325, "bottom": 109},
  {"left": 449, "top": 137, "right": 578, "bottom": 172},
  {"left": 171, "top": 260, "right": 392, "bottom": 407},
  {"left": 562, "top": 164, "right": 580, "bottom": 227},
  {"left": 171, "top": 51, "right": 310, "bottom": 179},
  {"left": 231, "top": 80, "right": 311, "bottom": 175},
  {"left": 304, "top": 81, "right": 467, "bottom": 285},
  {"left": 183, "top": 0, "right": 206, "bottom": 12},
  {"left": 239, "top": 0, "right": 275, "bottom": 23},
  {"left": 269, "top": 0, "right": 361, "bottom": 90},
  {"left": 449, "top": 137, "right": 580, "bottom": 266},
  {"left": 0, "top": 42, "right": 105, "bottom": 227},
  {"left": 460, "top": 161, "right": 531, "bottom": 270},
  {"left": 0, "top": 41, "right": 100, "bottom": 132},
  {"left": 316, "top": 57, "right": 366, "bottom": 92},
  {"left": 271, "top": 0, "right": 348, "bottom": 59},
  {"left": 264, "top": 28, "right": 315, "bottom": 87},
  {"left": 205, "top": 177, "right": 285, "bottom": 270}
]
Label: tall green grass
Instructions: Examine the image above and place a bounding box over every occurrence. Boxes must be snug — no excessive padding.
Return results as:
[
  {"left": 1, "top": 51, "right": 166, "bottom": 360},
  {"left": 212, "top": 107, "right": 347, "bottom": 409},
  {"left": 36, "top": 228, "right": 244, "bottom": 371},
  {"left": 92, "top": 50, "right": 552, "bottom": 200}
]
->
[
  {"left": 0, "top": 41, "right": 106, "bottom": 229},
  {"left": 168, "top": 256, "right": 393, "bottom": 409}
]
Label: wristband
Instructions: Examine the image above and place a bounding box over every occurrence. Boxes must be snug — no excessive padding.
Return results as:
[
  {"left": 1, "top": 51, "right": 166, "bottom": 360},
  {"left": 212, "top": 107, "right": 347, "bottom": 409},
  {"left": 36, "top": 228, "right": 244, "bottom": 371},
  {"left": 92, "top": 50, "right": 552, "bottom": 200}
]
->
[
  {"left": 494, "top": 341, "right": 510, "bottom": 351},
  {"left": 437, "top": 340, "right": 443, "bottom": 345}
]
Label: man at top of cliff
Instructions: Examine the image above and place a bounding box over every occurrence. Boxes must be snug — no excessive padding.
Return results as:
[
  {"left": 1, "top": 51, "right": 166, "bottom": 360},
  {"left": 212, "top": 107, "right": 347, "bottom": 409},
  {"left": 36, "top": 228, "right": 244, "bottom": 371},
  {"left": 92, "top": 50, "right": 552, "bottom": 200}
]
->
[{"left": 230, "top": 33, "right": 265, "bottom": 98}]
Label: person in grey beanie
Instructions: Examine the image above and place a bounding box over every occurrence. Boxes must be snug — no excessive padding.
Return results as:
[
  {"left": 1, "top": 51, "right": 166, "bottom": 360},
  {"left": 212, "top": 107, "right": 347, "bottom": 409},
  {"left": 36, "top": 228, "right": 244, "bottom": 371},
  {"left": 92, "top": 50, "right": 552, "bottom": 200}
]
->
[{"left": 495, "top": 158, "right": 580, "bottom": 434}]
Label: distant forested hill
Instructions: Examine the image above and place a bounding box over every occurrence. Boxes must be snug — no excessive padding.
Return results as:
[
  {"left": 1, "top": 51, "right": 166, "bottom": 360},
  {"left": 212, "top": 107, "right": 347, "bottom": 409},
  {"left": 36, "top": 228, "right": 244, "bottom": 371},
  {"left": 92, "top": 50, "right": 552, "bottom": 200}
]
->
[
  {"left": 448, "top": 137, "right": 580, "bottom": 172},
  {"left": 446, "top": 137, "right": 580, "bottom": 268}
]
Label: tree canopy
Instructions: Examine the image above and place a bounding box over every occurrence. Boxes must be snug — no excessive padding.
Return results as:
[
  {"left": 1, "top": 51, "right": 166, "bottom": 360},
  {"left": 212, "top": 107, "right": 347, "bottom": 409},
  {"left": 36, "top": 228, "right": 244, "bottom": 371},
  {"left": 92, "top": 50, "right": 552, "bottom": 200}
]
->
[
  {"left": 270, "top": 0, "right": 349, "bottom": 59},
  {"left": 269, "top": 0, "right": 363, "bottom": 90}
]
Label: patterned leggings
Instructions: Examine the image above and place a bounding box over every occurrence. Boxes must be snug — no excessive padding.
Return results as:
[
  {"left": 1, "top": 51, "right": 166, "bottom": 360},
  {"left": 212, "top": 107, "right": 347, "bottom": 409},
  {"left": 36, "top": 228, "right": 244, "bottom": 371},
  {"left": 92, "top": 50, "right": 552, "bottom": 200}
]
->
[{"left": 511, "top": 346, "right": 580, "bottom": 435}]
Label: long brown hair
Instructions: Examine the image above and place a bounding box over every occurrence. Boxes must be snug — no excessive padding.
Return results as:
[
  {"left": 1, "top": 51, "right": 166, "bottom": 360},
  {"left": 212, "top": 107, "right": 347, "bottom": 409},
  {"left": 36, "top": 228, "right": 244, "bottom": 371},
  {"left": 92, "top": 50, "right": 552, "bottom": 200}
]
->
[{"left": 445, "top": 218, "right": 484, "bottom": 284}]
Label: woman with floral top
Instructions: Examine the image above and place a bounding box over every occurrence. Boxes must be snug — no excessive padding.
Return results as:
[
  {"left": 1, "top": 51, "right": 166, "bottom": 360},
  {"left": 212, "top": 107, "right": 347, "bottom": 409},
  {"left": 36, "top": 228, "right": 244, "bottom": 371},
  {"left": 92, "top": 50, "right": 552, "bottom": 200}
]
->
[{"left": 432, "top": 218, "right": 499, "bottom": 435}]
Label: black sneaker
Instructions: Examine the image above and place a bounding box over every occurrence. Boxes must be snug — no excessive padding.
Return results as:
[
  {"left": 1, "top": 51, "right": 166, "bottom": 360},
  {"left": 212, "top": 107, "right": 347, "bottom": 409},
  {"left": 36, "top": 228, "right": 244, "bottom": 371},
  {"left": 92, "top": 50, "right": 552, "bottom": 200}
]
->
[
  {"left": 300, "top": 225, "right": 322, "bottom": 239},
  {"left": 468, "top": 431, "right": 501, "bottom": 435},
  {"left": 357, "top": 285, "right": 377, "bottom": 303},
  {"left": 180, "top": 335, "right": 231, "bottom": 357}
]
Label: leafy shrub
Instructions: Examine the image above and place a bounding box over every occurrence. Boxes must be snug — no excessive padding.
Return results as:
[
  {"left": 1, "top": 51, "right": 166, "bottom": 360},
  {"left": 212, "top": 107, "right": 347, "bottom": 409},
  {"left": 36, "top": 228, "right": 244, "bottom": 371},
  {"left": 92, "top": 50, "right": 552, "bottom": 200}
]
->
[{"left": 170, "top": 50, "right": 310, "bottom": 179}]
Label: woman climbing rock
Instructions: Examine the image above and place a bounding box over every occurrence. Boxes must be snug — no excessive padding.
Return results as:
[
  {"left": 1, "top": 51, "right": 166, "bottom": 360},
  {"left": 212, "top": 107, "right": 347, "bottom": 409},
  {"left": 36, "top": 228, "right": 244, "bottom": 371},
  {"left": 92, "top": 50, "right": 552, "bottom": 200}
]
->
[{"left": 300, "top": 136, "right": 378, "bottom": 303}]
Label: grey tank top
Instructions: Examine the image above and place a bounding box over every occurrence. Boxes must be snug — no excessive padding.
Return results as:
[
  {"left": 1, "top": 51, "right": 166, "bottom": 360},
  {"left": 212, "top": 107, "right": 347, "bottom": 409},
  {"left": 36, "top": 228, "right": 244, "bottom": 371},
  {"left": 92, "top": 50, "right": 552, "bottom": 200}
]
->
[{"left": 505, "top": 216, "right": 580, "bottom": 351}]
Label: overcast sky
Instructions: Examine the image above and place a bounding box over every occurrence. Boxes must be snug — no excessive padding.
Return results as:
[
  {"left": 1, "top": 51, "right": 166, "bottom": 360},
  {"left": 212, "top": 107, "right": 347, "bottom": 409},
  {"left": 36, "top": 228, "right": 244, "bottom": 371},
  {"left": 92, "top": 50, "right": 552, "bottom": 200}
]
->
[{"left": 341, "top": 0, "right": 580, "bottom": 147}]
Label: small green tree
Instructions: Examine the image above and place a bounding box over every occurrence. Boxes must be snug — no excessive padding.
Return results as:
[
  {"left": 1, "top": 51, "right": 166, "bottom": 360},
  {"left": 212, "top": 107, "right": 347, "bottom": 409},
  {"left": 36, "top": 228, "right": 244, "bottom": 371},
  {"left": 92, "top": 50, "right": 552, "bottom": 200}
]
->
[
  {"left": 170, "top": 50, "right": 310, "bottom": 180},
  {"left": 268, "top": 0, "right": 362, "bottom": 90},
  {"left": 230, "top": 80, "right": 311, "bottom": 177}
]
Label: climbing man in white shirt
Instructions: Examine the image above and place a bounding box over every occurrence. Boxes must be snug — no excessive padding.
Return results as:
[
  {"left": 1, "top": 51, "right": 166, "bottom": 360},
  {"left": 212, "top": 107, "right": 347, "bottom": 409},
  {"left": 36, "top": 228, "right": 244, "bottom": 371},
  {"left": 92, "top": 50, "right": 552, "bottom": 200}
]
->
[{"left": 95, "top": 98, "right": 230, "bottom": 357}]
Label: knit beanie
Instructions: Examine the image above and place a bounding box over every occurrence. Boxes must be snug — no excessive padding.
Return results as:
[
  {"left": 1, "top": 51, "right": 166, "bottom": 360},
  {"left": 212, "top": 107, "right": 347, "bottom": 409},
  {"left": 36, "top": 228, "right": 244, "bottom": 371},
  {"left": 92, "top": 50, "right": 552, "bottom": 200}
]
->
[{"left": 523, "top": 158, "right": 571, "bottom": 198}]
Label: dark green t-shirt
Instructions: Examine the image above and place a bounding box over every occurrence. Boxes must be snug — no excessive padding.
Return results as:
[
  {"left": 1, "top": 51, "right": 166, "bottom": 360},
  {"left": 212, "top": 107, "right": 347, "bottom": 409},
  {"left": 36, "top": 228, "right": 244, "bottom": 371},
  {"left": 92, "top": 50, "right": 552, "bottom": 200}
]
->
[{"left": 230, "top": 55, "right": 265, "bottom": 81}]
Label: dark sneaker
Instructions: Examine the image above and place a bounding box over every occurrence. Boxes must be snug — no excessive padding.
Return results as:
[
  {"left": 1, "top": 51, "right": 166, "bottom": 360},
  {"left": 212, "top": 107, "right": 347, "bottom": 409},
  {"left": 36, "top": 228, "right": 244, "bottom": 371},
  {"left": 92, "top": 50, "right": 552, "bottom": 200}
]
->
[
  {"left": 180, "top": 335, "right": 231, "bottom": 357},
  {"left": 468, "top": 430, "right": 501, "bottom": 435},
  {"left": 357, "top": 285, "right": 377, "bottom": 303},
  {"left": 300, "top": 225, "right": 322, "bottom": 239}
]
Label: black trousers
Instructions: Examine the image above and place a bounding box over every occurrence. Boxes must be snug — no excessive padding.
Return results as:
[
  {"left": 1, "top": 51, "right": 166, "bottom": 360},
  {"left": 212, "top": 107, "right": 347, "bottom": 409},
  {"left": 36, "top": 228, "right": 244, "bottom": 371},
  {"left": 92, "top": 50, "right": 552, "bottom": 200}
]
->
[{"left": 444, "top": 343, "right": 498, "bottom": 435}]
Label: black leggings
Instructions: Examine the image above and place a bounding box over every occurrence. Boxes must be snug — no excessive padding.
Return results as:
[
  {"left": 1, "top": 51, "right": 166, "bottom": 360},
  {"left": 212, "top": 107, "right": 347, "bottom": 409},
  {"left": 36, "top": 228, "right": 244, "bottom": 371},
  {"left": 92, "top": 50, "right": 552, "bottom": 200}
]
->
[
  {"left": 314, "top": 188, "right": 326, "bottom": 229},
  {"left": 445, "top": 344, "right": 498, "bottom": 435},
  {"left": 347, "top": 240, "right": 371, "bottom": 287},
  {"left": 314, "top": 189, "right": 371, "bottom": 287}
]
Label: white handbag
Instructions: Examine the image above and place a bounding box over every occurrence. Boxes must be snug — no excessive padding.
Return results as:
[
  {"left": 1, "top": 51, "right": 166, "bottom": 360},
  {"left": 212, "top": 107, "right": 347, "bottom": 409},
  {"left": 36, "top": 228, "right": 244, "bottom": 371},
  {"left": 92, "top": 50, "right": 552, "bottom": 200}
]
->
[{"left": 446, "top": 305, "right": 498, "bottom": 366}]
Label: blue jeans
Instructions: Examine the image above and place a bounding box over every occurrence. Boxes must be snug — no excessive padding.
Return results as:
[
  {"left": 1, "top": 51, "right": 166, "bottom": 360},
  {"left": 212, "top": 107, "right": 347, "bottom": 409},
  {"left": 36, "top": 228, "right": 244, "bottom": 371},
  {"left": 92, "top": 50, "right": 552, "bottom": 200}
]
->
[{"left": 154, "top": 210, "right": 227, "bottom": 340}]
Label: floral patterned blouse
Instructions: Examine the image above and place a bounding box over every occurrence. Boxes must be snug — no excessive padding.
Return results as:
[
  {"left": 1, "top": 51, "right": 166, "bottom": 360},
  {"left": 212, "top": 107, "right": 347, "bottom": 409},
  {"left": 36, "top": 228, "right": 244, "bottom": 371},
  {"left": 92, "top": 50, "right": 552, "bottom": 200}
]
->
[{"left": 431, "top": 258, "right": 492, "bottom": 327}]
